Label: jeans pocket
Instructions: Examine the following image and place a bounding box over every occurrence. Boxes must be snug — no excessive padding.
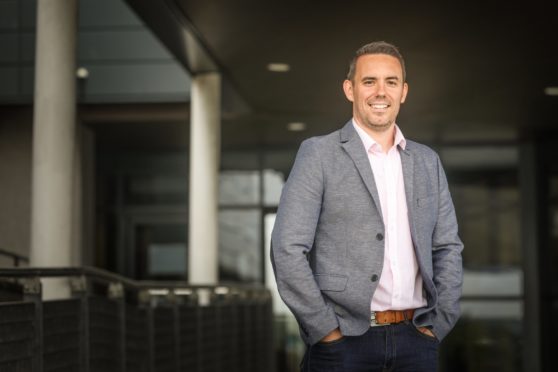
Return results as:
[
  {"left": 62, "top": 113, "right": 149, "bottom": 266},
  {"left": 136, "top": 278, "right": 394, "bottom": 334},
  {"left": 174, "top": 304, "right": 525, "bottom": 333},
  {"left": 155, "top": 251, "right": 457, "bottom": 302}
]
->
[
  {"left": 411, "top": 325, "right": 439, "bottom": 343},
  {"left": 307, "top": 338, "right": 346, "bottom": 372},
  {"left": 318, "top": 336, "right": 346, "bottom": 346}
]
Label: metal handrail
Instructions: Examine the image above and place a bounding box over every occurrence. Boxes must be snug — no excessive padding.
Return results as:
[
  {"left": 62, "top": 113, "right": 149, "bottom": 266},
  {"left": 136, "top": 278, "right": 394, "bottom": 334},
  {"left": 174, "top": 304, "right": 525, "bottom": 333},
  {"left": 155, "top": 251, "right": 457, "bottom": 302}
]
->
[
  {"left": 0, "top": 265, "right": 271, "bottom": 306},
  {"left": 0, "top": 248, "right": 29, "bottom": 267},
  {"left": 0, "top": 265, "right": 267, "bottom": 290},
  {"left": 0, "top": 266, "right": 137, "bottom": 287}
]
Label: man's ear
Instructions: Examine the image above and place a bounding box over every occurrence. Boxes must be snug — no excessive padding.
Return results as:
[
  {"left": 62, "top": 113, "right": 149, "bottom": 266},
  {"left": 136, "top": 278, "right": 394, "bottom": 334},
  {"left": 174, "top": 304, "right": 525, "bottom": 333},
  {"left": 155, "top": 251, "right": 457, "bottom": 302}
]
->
[
  {"left": 343, "top": 80, "right": 354, "bottom": 102},
  {"left": 401, "top": 82, "right": 409, "bottom": 103}
]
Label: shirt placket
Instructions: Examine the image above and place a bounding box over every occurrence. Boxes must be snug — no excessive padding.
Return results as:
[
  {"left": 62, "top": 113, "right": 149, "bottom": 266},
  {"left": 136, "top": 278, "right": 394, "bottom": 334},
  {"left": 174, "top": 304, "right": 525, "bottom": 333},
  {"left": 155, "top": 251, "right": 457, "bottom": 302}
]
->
[
  {"left": 386, "top": 149, "right": 401, "bottom": 307},
  {"left": 374, "top": 150, "right": 393, "bottom": 308}
]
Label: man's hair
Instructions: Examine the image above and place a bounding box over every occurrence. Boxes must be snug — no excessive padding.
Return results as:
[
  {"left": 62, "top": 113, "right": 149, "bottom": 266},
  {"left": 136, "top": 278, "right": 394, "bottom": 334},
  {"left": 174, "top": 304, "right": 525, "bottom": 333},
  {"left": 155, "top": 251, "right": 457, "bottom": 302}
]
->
[{"left": 346, "top": 41, "right": 406, "bottom": 82}]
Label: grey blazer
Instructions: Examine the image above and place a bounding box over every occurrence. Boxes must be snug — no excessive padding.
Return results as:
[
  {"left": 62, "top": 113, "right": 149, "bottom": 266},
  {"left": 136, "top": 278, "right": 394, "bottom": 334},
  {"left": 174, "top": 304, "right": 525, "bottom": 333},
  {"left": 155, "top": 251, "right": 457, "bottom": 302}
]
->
[{"left": 271, "top": 121, "right": 463, "bottom": 346}]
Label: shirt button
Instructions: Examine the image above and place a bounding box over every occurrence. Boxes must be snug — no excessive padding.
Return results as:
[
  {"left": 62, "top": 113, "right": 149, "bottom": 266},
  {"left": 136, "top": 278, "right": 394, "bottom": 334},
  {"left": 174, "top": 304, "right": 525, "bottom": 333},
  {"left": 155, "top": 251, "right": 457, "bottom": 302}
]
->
[
  {"left": 371, "top": 274, "right": 379, "bottom": 282},
  {"left": 376, "top": 233, "right": 384, "bottom": 241}
]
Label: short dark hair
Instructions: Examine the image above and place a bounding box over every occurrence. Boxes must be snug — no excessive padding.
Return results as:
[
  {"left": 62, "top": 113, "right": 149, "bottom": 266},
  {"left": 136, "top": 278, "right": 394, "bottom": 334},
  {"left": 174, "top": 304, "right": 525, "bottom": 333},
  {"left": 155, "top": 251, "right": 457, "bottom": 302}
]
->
[{"left": 346, "top": 41, "right": 406, "bottom": 82}]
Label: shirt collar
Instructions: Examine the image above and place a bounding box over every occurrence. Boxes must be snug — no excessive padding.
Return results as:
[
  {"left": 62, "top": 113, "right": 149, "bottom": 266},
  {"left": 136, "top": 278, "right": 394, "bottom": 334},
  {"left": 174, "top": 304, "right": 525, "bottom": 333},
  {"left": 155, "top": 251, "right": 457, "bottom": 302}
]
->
[{"left": 351, "top": 119, "right": 407, "bottom": 153}]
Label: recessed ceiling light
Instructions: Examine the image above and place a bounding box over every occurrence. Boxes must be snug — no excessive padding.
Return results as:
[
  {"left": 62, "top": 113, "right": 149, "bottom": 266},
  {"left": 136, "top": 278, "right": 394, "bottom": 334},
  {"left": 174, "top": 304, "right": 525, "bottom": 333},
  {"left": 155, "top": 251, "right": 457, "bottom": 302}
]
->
[
  {"left": 287, "top": 122, "right": 306, "bottom": 131},
  {"left": 544, "top": 87, "right": 558, "bottom": 96},
  {"left": 267, "top": 63, "right": 290, "bottom": 72}
]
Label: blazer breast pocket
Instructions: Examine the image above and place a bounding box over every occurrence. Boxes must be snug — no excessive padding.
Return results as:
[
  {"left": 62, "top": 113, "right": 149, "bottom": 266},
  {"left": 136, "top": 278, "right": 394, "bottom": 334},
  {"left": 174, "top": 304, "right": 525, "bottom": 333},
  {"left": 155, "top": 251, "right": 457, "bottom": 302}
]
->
[{"left": 314, "top": 274, "right": 348, "bottom": 292}]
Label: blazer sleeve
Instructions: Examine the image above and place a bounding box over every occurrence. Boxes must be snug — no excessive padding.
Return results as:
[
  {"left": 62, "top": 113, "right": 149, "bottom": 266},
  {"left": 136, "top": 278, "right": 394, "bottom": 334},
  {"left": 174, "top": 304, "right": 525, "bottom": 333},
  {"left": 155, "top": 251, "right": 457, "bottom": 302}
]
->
[
  {"left": 430, "top": 154, "right": 464, "bottom": 340},
  {"left": 270, "top": 138, "right": 339, "bottom": 345}
]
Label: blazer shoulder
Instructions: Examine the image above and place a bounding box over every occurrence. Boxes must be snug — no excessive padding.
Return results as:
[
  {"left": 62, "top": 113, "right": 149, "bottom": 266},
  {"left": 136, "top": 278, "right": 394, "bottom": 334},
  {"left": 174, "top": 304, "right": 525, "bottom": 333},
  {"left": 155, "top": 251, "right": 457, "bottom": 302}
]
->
[
  {"left": 299, "top": 129, "right": 342, "bottom": 151},
  {"left": 406, "top": 139, "right": 440, "bottom": 160}
]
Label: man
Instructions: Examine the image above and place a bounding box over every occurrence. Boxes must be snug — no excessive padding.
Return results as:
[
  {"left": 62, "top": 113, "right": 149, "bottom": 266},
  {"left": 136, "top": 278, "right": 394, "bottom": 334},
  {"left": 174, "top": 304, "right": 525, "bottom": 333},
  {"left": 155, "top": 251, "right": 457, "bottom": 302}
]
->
[{"left": 271, "top": 41, "right": 463, "bottom": 371}]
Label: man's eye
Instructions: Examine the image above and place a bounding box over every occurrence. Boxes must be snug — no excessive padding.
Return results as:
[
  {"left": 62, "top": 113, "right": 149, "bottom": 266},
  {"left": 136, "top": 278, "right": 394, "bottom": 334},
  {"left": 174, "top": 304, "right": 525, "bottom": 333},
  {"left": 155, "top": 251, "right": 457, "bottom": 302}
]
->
[
  {"left": 363, "top": 80, "right": 374, "bottom": 86},
  {"left": 387, "top": 81, "right": 397, "bottom": 86}
]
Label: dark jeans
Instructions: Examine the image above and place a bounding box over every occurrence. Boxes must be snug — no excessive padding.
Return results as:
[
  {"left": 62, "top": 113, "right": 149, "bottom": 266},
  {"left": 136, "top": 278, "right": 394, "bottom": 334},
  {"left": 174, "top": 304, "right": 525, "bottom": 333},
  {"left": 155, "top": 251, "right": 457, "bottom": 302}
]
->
[{"left": 301, "top": 322, "right": 439, "bottom": 372}]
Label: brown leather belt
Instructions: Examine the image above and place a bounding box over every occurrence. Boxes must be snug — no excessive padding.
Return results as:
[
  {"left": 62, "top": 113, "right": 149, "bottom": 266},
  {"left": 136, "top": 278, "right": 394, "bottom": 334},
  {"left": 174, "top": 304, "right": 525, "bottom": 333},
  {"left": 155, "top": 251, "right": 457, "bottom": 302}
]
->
[{"left": 370, "top": 309, "right": 414, "bottom": 326}]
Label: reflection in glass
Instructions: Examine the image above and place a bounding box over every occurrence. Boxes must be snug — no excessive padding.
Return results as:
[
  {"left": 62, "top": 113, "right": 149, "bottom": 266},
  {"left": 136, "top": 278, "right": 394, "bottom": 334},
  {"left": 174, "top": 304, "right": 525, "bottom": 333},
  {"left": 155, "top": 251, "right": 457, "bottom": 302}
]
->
[
  {"left": 125, "top": 174, "right": 187, "bottom": 205},
  {"left": 219, "top": 209, "right": 261, "bottom": 282},
  {"left": 451, "top": 173, "right": 520, "bottom": 268},
  {"left": 148, "top": 243, "right": 186, "bottom": 276},
  {"left": 441, "top": 317, "right": 521, "bottom": 372},
  {"left": 263, "top": 169, "right": 284, "bottom": 207},
  {"left": 219, "top": 170, "right": 259, "bottom": 205},
  {"left": 135, "top": 223, "right": 187, "bottom": 280},
  {"left": 440, "top": 147, "right": 522, "bottom": 372}
]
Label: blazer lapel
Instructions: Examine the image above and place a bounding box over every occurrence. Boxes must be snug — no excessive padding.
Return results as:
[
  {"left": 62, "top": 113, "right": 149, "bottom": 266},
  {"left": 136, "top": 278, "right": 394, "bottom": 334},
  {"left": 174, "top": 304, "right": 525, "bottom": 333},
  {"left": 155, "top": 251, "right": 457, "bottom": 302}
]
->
[
  {"left": 400, "top": 144, "right": 418, "bottom": 247},
  {"left": 339, "top": 122, "right": 383, "bottom": 217}
]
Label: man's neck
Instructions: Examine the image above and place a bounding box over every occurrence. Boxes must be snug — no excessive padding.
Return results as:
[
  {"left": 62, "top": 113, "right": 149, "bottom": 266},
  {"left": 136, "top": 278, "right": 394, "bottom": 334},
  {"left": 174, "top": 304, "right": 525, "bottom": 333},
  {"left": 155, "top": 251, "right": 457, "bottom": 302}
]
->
[{"left": 355, "top": 120, "right": 396, "bottom": 153}]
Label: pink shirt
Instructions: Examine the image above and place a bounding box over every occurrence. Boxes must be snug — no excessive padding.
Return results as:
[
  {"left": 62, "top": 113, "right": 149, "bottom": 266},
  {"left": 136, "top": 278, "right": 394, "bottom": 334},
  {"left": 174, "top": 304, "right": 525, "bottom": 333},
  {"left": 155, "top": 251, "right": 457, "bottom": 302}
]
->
[{"left": 352, "top": 120, "right": 427, "bottom": 311}]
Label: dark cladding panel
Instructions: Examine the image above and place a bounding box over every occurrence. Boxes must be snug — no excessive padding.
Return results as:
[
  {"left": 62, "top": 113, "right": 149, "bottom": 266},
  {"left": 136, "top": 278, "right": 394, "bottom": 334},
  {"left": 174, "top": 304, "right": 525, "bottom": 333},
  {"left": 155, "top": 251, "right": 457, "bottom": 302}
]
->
[
  {"left": 43, "top": 299, "right": 81, "bottom": 372},
  {"left": 79, "top": 0, "right": 143, "bottom": 28},
  {"left": 89, "top": 296, "right": 122, "bottom": 372},
  {"left": 125, "top": 305, "right": 149, "bottom": 372},
  {"left": 19, "top": 32, "right": 34, "bottom": 62},
  {"left": 153, "top": 306, "right": 177, "bottom": 372},
  {"left": 0, "top": 0, "right": 18, "bottom": 30},
  {"left": 0, "top": 68, "right": 18, "bottom": 96},
  {"left": 78, "top": 30, "right": 173, "bottom": 61},
  {"left": 0, "top": 34, "right": 18, "bottom": 63},
  {"left": 0, "top": 302, "right": 35, "bottom": 370},
  {"left": 78, "top": 63, "right": 190, "bottom": 103},
  {"left": 20, "top": 0, "right": 36, "bottom": 29}
]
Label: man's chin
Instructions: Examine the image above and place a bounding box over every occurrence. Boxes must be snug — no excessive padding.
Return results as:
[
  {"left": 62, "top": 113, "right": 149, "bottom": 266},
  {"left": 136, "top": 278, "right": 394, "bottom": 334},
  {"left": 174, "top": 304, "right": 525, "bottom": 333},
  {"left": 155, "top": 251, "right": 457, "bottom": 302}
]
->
[{"left": 365, "top": 121, "right": 393, "bottom": 132}]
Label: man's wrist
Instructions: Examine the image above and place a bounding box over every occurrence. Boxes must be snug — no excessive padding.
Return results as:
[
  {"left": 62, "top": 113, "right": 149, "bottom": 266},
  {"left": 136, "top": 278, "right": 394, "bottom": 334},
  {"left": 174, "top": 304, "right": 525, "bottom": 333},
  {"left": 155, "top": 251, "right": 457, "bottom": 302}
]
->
[
  {"left": 418, "top": 326, "right": 436, "bottom": 338},
  {"left": 320, "top": 327, "right": 343, "bottom": 342}
]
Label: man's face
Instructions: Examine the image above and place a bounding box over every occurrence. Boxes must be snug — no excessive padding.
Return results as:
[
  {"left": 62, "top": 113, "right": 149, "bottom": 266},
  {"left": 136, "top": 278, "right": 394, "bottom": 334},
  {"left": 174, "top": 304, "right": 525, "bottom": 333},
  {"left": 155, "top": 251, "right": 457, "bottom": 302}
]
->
[{"left": 343, "top": 54, "right": 408, "bottom": 133}]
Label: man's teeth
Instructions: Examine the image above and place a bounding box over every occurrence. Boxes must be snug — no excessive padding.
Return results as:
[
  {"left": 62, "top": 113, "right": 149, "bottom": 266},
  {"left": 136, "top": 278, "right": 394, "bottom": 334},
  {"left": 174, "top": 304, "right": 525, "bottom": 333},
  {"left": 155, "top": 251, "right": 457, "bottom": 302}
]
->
[{"left": 371, "top": 104, "right": 389, "bottom": 109}]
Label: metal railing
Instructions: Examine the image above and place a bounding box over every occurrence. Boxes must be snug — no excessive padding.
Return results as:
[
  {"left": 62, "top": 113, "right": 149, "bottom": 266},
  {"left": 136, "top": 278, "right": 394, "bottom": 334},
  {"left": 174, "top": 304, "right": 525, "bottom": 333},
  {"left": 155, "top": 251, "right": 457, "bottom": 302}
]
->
[
  {"left": 0, "top": 248, "right": 29, "bottom": 267},
  {"left": 0, "top": 266, "right": 273, "bottom": 372}
]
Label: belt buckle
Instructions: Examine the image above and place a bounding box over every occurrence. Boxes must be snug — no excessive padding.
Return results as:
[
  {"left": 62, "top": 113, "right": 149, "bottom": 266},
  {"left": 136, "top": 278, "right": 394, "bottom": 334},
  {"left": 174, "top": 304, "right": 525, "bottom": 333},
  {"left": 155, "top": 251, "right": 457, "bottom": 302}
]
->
[{"left": 370, "top": 311, "right": 390, "bottom": 327}]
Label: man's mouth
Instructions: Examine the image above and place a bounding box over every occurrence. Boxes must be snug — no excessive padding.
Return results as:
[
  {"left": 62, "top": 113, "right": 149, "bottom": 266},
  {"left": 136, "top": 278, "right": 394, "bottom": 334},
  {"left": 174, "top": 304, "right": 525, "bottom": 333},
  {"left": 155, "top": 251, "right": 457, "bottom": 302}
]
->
[{"left": 369, "top": 103, "right": 390, "bottom": 110}]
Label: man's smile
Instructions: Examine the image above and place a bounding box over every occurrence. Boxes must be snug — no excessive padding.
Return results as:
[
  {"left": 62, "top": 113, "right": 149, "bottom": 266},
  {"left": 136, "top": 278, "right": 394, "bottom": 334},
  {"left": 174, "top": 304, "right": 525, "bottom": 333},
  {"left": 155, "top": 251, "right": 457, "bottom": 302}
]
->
[{"left": 369, "top": 102, "right": 391, "bottom": 110}]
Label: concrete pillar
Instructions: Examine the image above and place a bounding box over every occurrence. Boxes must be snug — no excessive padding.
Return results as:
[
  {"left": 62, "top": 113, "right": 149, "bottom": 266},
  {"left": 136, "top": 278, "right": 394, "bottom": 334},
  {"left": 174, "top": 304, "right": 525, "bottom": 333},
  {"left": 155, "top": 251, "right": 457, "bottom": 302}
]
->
[
  {"left": 188, "top": 73, "right": 221, "bottom": 285},
  {"left": 30, "top": 0, "right": 78, "bottom": 299}
]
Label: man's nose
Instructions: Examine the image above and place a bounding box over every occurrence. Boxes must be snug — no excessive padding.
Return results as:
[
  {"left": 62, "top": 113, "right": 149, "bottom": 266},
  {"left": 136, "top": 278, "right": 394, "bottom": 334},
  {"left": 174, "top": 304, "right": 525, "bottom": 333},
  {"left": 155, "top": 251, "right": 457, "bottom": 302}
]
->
[{"left": 374, "top": 82, "right": 386, "bottom": 96}]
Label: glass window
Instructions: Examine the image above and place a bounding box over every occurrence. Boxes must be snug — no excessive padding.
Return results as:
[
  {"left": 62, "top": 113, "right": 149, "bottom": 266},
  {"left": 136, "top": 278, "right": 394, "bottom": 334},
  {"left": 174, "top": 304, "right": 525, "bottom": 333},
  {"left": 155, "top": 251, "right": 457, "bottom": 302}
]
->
[
  {"left": 221, "top": 151, "right": 259, "bottom": 170},
  {"left": 148, "top": 243, "right": 187, "bottom": 276},
  {"left": 135, "top": 223, "right": 187, "bottom": 280},
  {"left": 263, "top": 169, "right": 284, "bottom": 207},
  {"left": 443, "top": 146, "right": 520, "bottom": 268},
  {"left": 452, "top": 178, "right": 520, "bottom": 268},
  {"left": 218, "top": 209, "right": 261, "bottom": 283},
  {"left": 441, "top": 318, "right": 522, "bottom": 372},
  {"left": 219, "top": 170, "right": 259, "bottom": 205},
  {"left": 125, "top": 174, "right": 187, "bottom": 205},
  {"left": 440, "top": 145, "right": 522, "bottom": 372}
]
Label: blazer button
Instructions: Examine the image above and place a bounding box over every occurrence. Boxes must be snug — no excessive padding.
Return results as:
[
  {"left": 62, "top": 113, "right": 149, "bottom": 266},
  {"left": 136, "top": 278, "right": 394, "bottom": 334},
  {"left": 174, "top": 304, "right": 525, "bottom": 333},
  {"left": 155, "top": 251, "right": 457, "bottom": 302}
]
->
[
  {"left": 376, "top": 233, "right": 384, "bottom": 241},
  {"left": 371, "top": 274, "right": 379, "bottom": 282}
]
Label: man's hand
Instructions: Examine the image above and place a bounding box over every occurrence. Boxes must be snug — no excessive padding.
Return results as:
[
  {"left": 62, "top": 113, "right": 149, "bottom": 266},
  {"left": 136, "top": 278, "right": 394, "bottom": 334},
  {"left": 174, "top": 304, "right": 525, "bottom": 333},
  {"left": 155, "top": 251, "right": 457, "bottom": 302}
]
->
[
  {"left": 320, "top": 328, "right": 343, "bottom": 343},
  {"left": 417, "top": 327, "right": 436, "bottom": 339}
]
